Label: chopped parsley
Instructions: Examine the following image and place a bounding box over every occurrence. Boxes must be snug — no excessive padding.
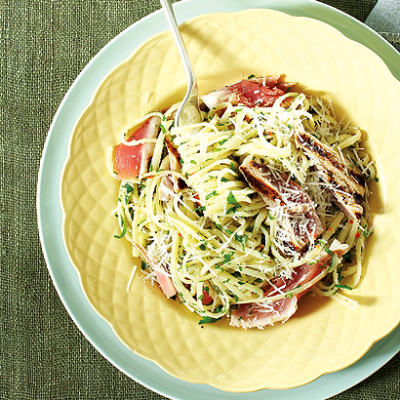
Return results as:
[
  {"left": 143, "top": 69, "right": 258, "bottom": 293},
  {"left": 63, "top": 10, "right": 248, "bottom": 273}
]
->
[
  {"left": 227, "top": 191, "right": 238, "bottom": 205},
  {"left": 205, "top": 190, "right": 218, "bottom": 200},
  {"left": 222, "top": 252, "right": 234, "bottom": 264},
  {"left": 363, "top": 226, "right": 371, "bottom": 238},
  {"left": 226, "top": 190, "right": 242, "bottom": 214},
  {"left": 199, "top": 241, "right": 208, "bottom": 251},
  {"left": 124, "top": 183, "right": 134, "bottom": 194},
  {"left": 229, "top": 162, "right": 239, "bottom": 174},
  {"left": 141, "top": 260, "right": 149, "bottom": 270},
  {"left": 226, "top": 204, "right": 241, "bottom": 214},
  {"left": 198, "top": 316, "right": 222, "bottom": 325},
  {"left": 335, "top": 284, "right": 353, "bottom": 290},
  {"left": 319, "top": 240, "right": 333, "bottom": 257},
  {"left": 319, "top": 260, "right": 329, "bottom": 269},
  {"left": 234, "top": 233, "right": 248, "bottom": 251},
  {"left": 114, "top": 219, "right": 127, "bottom": 239}
]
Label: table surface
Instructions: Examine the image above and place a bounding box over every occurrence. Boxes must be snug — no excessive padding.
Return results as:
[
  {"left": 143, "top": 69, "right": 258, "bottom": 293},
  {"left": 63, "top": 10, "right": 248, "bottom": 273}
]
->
[{"left": 1, "top": 0, "right": 399, "bottom": 399}]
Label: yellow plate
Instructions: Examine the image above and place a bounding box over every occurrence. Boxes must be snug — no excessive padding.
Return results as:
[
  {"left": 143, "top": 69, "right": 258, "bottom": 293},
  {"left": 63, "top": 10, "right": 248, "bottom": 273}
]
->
[{"left": 61, "top": 9, "right": 400, "bottom": 392}]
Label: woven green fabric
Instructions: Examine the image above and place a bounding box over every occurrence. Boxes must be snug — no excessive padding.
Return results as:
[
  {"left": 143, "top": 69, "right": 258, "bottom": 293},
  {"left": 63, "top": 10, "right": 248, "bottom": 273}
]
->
[{"left": 1, "top": 0, "right": 399, "bottom": 399}]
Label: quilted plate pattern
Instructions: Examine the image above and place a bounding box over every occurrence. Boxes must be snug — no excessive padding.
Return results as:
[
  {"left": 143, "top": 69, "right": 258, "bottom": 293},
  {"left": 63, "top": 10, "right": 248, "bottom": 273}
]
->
[{"left": 61, "top": 10, "right": 400, "bottom": 391}]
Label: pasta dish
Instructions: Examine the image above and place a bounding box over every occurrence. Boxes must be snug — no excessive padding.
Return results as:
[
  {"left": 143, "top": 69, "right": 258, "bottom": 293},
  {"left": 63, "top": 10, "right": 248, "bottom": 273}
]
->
[{"left": 108, "top": 75, "right": 374, "bottom": 328}]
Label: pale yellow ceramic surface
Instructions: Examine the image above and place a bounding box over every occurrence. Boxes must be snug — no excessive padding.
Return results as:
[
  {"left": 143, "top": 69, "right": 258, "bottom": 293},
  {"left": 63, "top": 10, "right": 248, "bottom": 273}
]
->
[{"left": 61, "top": 10, "right": 400, "bottom": 391}]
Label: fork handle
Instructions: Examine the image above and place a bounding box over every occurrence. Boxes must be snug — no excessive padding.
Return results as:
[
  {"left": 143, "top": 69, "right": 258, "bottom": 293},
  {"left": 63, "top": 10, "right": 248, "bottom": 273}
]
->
[{"left": 160, "top": 0, "right": 200, "bottom": 127}]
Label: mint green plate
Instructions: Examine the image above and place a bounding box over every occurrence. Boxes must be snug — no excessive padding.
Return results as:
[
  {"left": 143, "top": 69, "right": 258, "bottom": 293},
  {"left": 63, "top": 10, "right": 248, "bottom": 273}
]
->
[{"left": 37, "top": 0, "right": 400, "bottom": 399}]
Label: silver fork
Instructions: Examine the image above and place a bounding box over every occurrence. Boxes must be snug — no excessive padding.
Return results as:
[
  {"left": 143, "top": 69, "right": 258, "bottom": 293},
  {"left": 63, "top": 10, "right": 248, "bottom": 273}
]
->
[{"left": 160, "top": 0, "right": 202, "bottom": 127}]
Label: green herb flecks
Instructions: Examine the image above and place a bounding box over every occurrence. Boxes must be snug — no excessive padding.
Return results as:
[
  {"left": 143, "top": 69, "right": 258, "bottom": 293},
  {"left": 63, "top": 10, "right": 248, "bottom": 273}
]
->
[
  {"left": 319, "top": 240, "right": 333, "bottom": 257},
  {"left": 234, "top": 233, "right": 248, "bottom": 251},
  {"left": 226, "top": 204, "right": 242, "bottom": 214},
  {"left": 229, "top": 162, "right": 239, "bottom": 174},
  {"left": 226, "top": 191, "right": 242, "bottom": 214},
  {"left": 227, "top": 191, "right": 238, "bottom": 205},
  {"left": 114, "top": 219, "right": 127, "bottom": 239},
  {"left": 363, "top": 225, "right": 371, "bottom": 238},
  {"left": 199, "top": 240, "right": 208, "bottom": 251},
  {"left": 198, "top": 316, "right": 222, "bottom": 325},
  {"left": 335, "top": 284, "right": 353, "bottom": 290},
  {"left": 138, "top": 182, "right": 146, "bottom": 191},
  {"left": 205, "top": 190, "right": 218, "bottom": 200},
  {"left": 124, "top": 183, "right": 134, "bottom": 194},
  {"left": 141, "top": 260, "right": 149, "bottom": 270},
  {"left": 222, "top": 252, "right": 234, "bottom": 264}
]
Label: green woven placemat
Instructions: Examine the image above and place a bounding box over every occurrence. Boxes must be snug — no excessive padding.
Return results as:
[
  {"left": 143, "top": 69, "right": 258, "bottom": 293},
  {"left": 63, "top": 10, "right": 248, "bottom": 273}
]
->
[{"left": 1, "top": 1, "right": 399, "bottom": 399}]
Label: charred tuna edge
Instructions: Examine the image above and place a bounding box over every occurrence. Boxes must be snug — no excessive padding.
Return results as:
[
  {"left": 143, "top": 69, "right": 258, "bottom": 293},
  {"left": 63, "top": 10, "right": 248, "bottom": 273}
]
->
[
  {"left": 295, "top": 130, "right": 365, "bottom": 221},
  {"left": 165, "top": 136, "right": 185, "bottom": 191},
  {"left": 240, "top": 157, "right": 324, "bottom": 253},
  {"left": 112, "top": 115, "right": 161, "bottom": 180},
  {"left": 230, "top": 240, "right": 349, "bottom": 329},
  {"left": 159, "top": 136, "right": 186, "bottom": 201}
]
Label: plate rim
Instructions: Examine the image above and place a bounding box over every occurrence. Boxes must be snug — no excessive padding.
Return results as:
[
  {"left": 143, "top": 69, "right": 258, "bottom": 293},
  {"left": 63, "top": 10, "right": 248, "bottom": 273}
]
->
[
  {"left": 37, "top": 0, "right": 400, "bottom": 399},
  {"left": 60, "top": 6, "right": 400, "bottom": 393}
]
